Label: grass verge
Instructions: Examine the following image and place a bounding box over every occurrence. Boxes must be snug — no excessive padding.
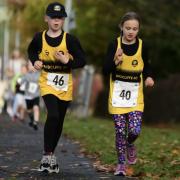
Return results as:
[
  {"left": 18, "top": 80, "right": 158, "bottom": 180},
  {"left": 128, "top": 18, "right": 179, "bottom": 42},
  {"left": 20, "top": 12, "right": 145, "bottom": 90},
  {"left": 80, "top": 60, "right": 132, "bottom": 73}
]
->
[{"left": 63, "top": 115, "right": 180, "bottom": 179}]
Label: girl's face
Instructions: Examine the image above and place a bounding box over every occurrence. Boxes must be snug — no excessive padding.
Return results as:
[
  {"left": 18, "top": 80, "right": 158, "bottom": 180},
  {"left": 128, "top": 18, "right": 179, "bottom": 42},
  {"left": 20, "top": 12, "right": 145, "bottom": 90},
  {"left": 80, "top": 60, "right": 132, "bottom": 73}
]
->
[
  {"left": 121, "top": 19, "right": 139, "bottom": 43},
  {"left": 45, "top": 16, "right": 65, "bottom": 32}
]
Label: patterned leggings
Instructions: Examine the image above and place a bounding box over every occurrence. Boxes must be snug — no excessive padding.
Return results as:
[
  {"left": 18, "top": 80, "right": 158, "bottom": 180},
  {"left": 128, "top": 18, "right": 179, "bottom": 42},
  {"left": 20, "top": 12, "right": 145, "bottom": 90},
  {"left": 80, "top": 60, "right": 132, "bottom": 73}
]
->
[{"left": 113, "top": 111, "right": 142, "bottom": 164}]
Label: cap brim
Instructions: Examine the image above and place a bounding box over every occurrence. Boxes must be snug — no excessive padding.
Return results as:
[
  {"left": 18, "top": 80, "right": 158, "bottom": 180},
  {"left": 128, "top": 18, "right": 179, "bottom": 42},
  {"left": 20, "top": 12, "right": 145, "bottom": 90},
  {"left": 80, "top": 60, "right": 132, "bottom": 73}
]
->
[{"left": 47, "top": 12, "right": 67, "bottom": 18}]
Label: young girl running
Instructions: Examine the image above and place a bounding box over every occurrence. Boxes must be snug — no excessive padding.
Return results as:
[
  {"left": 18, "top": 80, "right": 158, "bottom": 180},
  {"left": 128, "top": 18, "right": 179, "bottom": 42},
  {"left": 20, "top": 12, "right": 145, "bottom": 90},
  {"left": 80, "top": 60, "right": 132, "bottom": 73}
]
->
[
  {"left": 103, "top": 12, "right": 154, "bottom": 176},
  {"left": 28, "top": 2, "right": 86, "bottom": 173},
  {"left": 22, "top": 61, "right": 40, "bottom": 130}
]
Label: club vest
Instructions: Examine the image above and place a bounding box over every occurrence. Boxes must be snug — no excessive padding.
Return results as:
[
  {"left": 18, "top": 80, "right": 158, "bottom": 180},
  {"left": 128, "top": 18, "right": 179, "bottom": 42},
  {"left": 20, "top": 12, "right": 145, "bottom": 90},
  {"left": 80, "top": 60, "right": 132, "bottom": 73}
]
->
[
  {"left": 38, "top": 31, "right": 73, "bottom": 101},
  {"left": 109, "top": 36, "right": 144, "bottom": 114}
]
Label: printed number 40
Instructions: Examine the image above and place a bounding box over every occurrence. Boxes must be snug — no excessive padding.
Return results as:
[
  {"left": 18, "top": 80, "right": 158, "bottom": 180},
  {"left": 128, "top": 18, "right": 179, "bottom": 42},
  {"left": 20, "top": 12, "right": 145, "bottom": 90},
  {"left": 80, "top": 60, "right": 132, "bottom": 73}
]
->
[
  {"left": 120, "top": 90, "right": 131, "bottom": 100},
  {"left": 53, "top": 75, "right": 64, "bottom": 86}
]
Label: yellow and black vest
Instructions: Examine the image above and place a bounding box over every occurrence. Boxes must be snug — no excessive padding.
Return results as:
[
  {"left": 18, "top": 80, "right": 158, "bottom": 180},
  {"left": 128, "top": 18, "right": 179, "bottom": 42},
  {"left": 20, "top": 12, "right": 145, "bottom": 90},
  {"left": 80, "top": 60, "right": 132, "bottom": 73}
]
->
[
  {"left": 38, "top": 31, "right": 73, "bottom": 101},
  {"left": 108, "top": 36, "right": 144, "bottom": 114}
]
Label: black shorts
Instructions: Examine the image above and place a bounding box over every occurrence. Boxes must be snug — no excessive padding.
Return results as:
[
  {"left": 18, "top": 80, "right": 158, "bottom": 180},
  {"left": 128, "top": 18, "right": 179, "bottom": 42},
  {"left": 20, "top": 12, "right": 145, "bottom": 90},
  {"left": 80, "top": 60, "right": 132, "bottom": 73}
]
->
[{"left": 25, "top": 97, "right": 40, "bottom": 110}]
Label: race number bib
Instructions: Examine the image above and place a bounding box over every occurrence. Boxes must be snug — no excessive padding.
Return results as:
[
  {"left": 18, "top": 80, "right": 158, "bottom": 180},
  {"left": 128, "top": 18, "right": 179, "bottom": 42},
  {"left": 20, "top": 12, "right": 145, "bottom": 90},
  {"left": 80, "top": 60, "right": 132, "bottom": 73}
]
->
[
  {"left": 112, "top": 81, "right": 139, "bottom": 107},
  {"left": 28, "top": 82, "right": 38, "bottom": 94},
  {"left": 47, "top": 73, "right": 69, "bottom": 91}
]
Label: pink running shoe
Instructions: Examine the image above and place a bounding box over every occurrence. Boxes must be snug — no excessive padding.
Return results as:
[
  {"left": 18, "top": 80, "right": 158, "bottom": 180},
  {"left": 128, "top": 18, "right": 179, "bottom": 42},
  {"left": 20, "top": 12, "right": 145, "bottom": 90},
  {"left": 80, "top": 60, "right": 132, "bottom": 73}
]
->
[
  {"left": 127, "top": 144, "right": 137, "bottom": 165},
  {"left": 114, "top": 164, "right": 126, "bottom": 176}
]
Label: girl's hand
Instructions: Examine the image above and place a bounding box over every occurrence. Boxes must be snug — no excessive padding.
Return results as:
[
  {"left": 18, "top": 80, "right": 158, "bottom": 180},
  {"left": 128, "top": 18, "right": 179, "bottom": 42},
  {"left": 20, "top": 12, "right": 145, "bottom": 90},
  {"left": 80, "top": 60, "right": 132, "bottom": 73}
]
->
[
  {"left": 114, "top": 48, "right": 123, "bottom": 66},
  {"left": 145, "top": 77, "right": 154, "bottom": 87},
  {"left": 54, "top": 51, "right": 69, "bottom": 64},
  {"left": 34, "top": 60, "right": 43, "bottom": 70},
  {"left": 28, "top": 61, "right": 37, "bottom": 72}
]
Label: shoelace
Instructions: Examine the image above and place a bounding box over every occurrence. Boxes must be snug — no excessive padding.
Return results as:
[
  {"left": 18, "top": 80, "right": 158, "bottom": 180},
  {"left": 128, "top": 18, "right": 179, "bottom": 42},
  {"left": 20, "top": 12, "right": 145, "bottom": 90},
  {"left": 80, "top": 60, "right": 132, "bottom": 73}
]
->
[
  {"left": 51, "top": 155, "right": 57, "bottom": 166},
  {"left": 41, "top": 156, "right": 50, "bottom": 164}
]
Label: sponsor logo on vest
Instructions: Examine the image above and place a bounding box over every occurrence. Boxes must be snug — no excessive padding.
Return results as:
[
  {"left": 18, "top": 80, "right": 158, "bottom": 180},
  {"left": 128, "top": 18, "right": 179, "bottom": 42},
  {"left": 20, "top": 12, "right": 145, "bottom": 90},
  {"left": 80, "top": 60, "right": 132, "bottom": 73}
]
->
[
  {"left": 43, "top": 63, "right": 71, "bottom": 73},
  {"left": 132, "top": 60, "right": 138, "bottom": 67},
  {"left": 45, "top": 50, "right": 49, "bottom": 56},
  {"left": 116, "top": 74, "right": 139, "bottom": 81}
]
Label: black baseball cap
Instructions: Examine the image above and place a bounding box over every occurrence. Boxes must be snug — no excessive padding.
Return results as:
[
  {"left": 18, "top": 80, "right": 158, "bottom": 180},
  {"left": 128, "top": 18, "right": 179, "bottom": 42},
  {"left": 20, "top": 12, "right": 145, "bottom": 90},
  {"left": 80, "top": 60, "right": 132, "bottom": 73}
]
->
[{"left": 46, "top": 2, "right": 67, "bottom": 18}]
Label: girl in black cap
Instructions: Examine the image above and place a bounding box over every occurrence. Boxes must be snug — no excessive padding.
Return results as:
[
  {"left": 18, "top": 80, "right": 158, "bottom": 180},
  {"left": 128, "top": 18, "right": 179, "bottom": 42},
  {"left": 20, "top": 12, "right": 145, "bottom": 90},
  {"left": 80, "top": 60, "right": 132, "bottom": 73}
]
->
[
  {"left": 28, "top": 2, "right": 86, "bottom": 173},
  {"left": 103, "top": 12, "right": 154, "bottom": 176}
]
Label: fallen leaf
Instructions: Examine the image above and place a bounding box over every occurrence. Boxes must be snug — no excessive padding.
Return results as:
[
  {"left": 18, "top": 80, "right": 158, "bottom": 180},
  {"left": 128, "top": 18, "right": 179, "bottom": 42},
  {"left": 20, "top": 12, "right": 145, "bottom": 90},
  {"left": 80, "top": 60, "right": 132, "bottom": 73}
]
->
[
  {"left": 6, "top": 151, "right": 16, "bottom": 155},
  {"left": 126, "top": 166, "right": 134, "bottom": 176},
  {"left": 61, "top": 149, "right": 67, "bottom": 153},
  {"left": 160, "top": 143, "right": 167, "bottom": 146},
  {"left": 93, "top": 161, "right": 114, "bottom": 173},
  {"left": 16, "top": 171, "right": 25, "bottom": 174},
  {"left": 11, "top": 173, "right": 19, "bottom": 177},
  {"left": 79, "top": 148, "right": 86, "bottom": 154},
  {"left": 146, "top": 173, "right": 153, "bottom": 177},
  {"left": 172, "top": 149, "right": 180, "bottom": 156},
  {"left": 0, "top": 166, "right": 8, "bottom": 168},
  {"left": 138, "top": 158, "right": 150, "bottom": 164},
  {"left": 174, "top": 177, "right": 180, "bottom": 180},
  {"left": 134, "top": 171, "right": 147, "bottom": 177},
  {"left": 73, "top": 141, "right": 80, "bottom": 144},
  {"left": 170, "top": 160, "right": 180, "bottom": 165}
]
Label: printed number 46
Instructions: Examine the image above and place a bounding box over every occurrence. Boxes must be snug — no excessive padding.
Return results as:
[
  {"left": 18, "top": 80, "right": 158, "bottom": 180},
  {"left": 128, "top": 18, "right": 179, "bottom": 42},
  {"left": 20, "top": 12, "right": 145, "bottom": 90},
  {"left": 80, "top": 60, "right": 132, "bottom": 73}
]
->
[
  {"left": 53, "top": 75, "right": 64, "bottom": 86},
  {"left": 120, "top": 90, "right": 131, "bottom": 100}
]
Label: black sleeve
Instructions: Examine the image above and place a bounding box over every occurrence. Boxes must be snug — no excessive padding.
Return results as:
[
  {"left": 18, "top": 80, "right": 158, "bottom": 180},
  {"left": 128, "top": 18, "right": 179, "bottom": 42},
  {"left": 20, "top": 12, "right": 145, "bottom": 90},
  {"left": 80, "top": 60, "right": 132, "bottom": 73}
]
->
[
  {"left": 142, "top": 42, "right": 154, "bottom": 79},
  {"left": 66, "top": 34, "right": 86, "bottom": 69},
  {"left": 27, "top": 32, "right": 42, "bottom": 65},
  {"left": 102, "top": 39, "right": 117, "bottom": 75}
]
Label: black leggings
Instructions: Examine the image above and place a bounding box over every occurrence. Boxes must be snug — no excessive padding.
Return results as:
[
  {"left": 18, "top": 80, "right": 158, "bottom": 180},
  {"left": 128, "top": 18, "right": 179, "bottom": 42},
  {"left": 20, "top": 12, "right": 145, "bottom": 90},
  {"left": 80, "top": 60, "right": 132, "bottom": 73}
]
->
[{"left": 42, "top": 94, "right": 69, "bottom": 153}]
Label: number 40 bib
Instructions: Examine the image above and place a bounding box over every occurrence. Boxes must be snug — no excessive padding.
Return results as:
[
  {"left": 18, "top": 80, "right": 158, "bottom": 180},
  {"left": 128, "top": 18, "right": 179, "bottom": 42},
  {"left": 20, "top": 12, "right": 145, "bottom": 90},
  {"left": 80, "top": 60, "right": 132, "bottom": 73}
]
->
[
  {"left": 47, "top": 73, "right": 69, "bottom": 91},
  {"left": 112, "top": 80, "right": 139, "bottom": 107}
]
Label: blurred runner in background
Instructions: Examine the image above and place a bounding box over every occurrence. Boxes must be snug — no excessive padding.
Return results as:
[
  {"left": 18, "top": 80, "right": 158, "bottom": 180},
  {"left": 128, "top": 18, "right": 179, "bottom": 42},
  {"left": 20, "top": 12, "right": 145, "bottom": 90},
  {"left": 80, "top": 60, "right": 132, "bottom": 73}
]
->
[{"left": 21, "top": 61, "right": 40, "bottom": 130}]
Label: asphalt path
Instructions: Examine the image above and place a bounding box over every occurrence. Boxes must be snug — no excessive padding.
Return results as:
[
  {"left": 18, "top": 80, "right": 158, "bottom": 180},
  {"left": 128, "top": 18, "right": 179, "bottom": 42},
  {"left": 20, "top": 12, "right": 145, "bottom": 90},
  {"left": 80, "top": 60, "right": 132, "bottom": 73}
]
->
[{"left": 0, "top": 113, "right": 132, "bottom": 180}]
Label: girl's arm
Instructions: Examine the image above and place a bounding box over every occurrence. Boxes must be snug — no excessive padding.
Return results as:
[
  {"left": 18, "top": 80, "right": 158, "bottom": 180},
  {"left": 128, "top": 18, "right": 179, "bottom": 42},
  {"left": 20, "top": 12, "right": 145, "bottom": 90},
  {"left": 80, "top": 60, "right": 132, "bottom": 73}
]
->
[
  {"left": 142, "top": 42, "right": 155, "bottom": 87},
  {"left": 27, "top": 32, "right": 42, "bottom": 66},
  {"left": 65, "top": 34, "right": 86, "bottom": 69}
]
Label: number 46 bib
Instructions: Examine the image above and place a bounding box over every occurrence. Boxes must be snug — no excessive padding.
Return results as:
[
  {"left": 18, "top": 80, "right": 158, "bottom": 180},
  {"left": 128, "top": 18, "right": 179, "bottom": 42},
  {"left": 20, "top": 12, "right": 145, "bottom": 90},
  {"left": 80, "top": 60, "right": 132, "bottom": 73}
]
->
[
  {"left": 47, "top": 73, "right": 69, "bottom": 91},
  {"left": 112, "top": 80, "right": 139, "bottom": 107}
]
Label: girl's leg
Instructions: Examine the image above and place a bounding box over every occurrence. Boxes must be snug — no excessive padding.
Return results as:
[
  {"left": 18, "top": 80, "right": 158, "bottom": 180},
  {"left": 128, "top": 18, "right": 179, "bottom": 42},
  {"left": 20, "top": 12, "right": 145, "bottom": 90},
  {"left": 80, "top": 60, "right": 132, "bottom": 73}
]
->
[
  {"left": 42, "top": 94, "right": 69, "bottom": 153},
  {"left": 113, "top": 114, "right": 127, "bottom": 164},
  {"left": 33, "top": 97, "right": 40, "bottom": 124},
  {"left": 127, "top": 111, "right": 142, "bottom": 164},
  {"left": 26, "top": 100, "right": 34, "bottom": 126},
  {"left": 33, "top": 105, "right": 39, "bottom": 122},
  {"left": 12, "top": 94, "right": 18, "bottom": 119},
  {"left": 52, "top": 99, "right": 69, "bottom": 151},
  {"left": 41, "top": 95, "right": 69, "bottom": 173},
  {"left": 32, "top": 105, "right": 39, "bottom": 130},
  {"left": 27, "top": 110, "right": 34, "bottom": 126},
  {"left": 127, "top": 111, "right": 142, "bottom": 144}
]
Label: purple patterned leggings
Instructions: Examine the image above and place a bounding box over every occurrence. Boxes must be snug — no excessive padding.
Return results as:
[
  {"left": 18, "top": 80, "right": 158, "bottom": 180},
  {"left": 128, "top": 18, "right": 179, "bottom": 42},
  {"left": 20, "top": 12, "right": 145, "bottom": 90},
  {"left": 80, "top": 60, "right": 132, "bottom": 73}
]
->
[{"left": 113, "top": 111, "right": 142, "bottom": 164}]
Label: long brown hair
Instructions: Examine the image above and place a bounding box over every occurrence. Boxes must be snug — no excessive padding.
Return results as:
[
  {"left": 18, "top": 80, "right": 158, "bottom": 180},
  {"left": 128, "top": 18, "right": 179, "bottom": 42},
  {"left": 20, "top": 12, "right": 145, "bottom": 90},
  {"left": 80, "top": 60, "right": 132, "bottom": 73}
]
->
[{"left": 119, "top": 12, "right": 141, "bottom": 35}]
